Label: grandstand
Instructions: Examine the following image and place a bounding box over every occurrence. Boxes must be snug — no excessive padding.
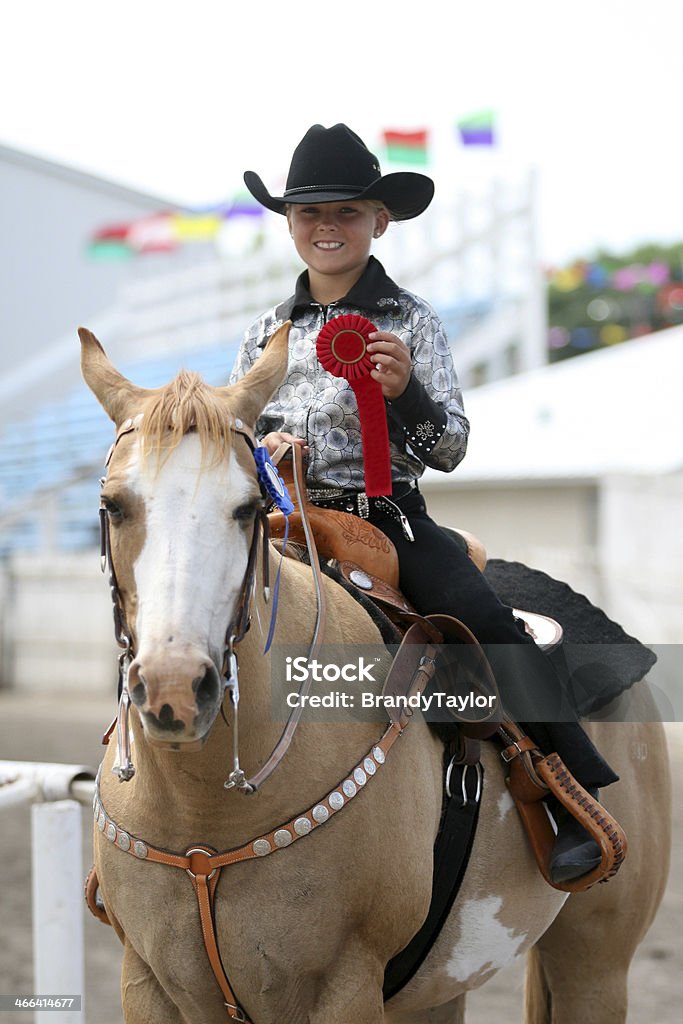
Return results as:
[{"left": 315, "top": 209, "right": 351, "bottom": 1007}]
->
[
  {"left": 0, "top": 338, "right": 242, "bottom": 554},
  {"left": 0, "top": 294, "right": 496, "bottom": 555},
  {"left": 0, "top": 144, "right": 544, "bottom": 558}
]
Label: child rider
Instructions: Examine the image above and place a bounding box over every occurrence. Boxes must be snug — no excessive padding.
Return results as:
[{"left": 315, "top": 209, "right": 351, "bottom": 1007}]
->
[{"left": 229, "top": 123, "right": 618, "bottom": 883}]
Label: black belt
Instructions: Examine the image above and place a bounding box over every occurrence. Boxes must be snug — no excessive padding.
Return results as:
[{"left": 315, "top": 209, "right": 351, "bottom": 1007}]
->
[{"left": 308, "top": 486, "right": 415, "bottom": 541}]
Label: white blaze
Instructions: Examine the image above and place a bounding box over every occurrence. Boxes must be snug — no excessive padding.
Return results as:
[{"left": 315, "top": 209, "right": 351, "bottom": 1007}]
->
[{"left": 128, "top": 435, "right": 256, "bottom": 667}]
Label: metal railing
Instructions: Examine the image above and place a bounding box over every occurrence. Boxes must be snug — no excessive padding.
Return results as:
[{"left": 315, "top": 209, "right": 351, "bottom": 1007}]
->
[{"left": 0, "top": 761, "right": 97, "bottom": 1024}]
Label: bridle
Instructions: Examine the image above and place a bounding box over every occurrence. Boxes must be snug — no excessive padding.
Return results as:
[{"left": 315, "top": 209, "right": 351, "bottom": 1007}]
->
[{"left": 99, "top": 414, "right": 326, "bottom": 792}]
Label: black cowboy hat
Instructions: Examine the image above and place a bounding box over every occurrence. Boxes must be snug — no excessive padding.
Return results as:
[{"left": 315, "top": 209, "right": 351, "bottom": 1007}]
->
[{"left": 243, "top": 123, "right": 434, "bottom": 221}]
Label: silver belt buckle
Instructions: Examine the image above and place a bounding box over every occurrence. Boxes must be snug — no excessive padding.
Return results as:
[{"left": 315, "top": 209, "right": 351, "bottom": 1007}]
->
[{"left": 357, "top": 494, "right": 370, "bottom": 519}]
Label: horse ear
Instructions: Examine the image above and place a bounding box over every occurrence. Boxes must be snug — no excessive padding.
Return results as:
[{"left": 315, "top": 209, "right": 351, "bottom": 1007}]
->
[
  {"left": 225, "top": 321, "right": 291, "bottom": 427},
  {"left": 79, "top": 327, "right": 149, "bottom": 425}
]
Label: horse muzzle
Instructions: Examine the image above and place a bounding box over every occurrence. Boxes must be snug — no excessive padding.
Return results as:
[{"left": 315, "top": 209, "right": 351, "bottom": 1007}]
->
[{"left": 127, "top": 650, "right": 223, "bottom": 745}]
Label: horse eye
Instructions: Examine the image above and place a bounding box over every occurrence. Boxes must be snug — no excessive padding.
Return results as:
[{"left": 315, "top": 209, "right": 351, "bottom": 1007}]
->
[
  {"left": 102, "top": 497, "right": 124, "bottom": 521},
  {"left": 233, "top": 502, "right": 256, "bottom": 524}
]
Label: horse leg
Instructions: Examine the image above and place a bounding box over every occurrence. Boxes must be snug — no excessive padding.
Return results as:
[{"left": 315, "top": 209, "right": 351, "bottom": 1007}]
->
[
  {"left": 524, "top": 878, "right": 645, "bottom": 1024},
  {"left": 120, "top": 941, "right": 186, "bottom": 1024},
  {"left": 302, "top": 948, "right": 388, "bottom": 1024},
  {"left": 386, "top": 994, "right": 467, "bottom": 1023}
]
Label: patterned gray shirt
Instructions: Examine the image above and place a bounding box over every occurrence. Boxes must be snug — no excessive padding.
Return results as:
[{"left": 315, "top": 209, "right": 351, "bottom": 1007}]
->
[{"left": 229, "top": 257, "right": 469, "bottom": 491}]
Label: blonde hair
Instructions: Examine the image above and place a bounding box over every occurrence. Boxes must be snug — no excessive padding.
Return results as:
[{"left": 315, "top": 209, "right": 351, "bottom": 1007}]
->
[{"left": 140, "top": 371, "right": 233, "bottom": 470}]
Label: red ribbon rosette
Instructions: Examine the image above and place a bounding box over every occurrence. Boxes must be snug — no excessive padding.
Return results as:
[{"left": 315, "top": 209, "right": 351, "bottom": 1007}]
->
[{"left": 316, "top": 314, "right": 392, "bottom": 497}]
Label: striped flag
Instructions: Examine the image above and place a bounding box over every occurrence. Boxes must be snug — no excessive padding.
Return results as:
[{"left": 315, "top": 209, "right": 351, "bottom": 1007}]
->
[
  {"left": 381, "top": 129, "right": 429, "bottom": 165},
  {"left": 457, "top": 110, "right": 496, "bottom": 146}
]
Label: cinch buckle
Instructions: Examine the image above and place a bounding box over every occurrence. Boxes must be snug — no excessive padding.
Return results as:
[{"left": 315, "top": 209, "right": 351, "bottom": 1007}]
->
[
  {"left": 501, "top": 741, "right": 524, "bottom": 763},
  {"left": 224, "top": 1002, "right": 248, "bottom": 1022},
  {"left": 446, "top": 760, "right": 483, "bottom": 806}
]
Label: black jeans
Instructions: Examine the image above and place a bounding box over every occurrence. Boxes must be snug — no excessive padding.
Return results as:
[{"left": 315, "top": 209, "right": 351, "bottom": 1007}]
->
[{"left": 370, "top": 488, "right": 618, "bottom": 789}]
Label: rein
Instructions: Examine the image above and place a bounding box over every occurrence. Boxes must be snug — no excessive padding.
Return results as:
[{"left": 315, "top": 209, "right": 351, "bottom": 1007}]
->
[{"left": 99, "top": 416, "right": 326, "bottom": 793}]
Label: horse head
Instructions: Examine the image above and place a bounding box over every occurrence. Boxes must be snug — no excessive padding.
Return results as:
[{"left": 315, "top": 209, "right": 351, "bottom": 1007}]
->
[{"left": 80, "top": 323, "right": 290, "bottom": 746}]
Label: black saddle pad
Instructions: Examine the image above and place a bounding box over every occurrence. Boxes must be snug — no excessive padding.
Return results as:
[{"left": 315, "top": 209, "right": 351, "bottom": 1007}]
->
[{"left": 484, "top": 558, "right": 657, "bottom": 717}]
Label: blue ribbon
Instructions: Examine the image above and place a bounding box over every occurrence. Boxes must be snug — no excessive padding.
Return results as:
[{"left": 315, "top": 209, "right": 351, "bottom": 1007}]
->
[
  {"left": 253, "top": 447, "right": 294, "bottom": 652},
  {"left": 253, "top": 447, "right": 294, "bottom": 515}
]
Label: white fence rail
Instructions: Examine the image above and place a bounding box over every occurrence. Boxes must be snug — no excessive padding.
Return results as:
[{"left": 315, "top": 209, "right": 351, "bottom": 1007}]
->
[{"left": 0, "top": 761, "right": 96, "bottom": 1024}]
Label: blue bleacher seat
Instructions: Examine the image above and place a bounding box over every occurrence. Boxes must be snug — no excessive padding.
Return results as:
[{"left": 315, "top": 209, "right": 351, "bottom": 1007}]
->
[{"left": 0, "top": 336, "right": 241, "bottom": 555}]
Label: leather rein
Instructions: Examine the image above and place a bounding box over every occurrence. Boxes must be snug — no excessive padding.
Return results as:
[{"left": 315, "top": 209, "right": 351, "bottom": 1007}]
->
[{"left": 100, "top": 415, "right": 326, "bottom": 793}]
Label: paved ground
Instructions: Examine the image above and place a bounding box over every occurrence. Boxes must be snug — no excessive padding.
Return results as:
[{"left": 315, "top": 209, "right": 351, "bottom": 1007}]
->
[{"left": 0, "top": 692, "right": 680, "bottom": 1023}]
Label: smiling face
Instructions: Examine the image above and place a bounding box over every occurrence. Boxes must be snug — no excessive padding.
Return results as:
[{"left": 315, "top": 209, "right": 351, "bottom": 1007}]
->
[{"left": 287, "top": 200, "right": 389, "bottom": 303}]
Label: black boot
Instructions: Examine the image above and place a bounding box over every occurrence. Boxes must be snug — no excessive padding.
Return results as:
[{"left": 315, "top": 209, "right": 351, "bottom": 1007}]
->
[{"left": 548, "top": 788, "right": 602, "bottom": 883}]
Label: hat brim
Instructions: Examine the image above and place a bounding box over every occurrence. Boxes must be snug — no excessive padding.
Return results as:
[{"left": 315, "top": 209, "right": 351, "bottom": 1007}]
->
[{"left": 243, "top": 170, "right": 434, "bottom": 221}]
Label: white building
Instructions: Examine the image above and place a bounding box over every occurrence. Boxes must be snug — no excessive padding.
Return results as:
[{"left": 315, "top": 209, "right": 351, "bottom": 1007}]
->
[
  {"left": 421, "top": 324, "right": 683, "bottom": 645},
  {"left": 0, "top": 143, "right": 170, "bottom": 426}
]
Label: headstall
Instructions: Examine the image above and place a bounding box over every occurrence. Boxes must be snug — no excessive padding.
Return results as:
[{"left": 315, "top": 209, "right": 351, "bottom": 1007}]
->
[{"left": 99, "top": 414, "right": 320, "bottom": 793}]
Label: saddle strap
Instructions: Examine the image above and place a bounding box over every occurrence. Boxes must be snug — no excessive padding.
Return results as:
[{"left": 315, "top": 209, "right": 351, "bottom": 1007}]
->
[
  {"left": 189, "top": 859, "right": 249, "bottom": 1022},
  {"left": 84, "top": 865, "right": 111, "bottom": 925},
  {"left": 337, "top": 560, "right": 414, "bottom": 618},
  {"left": 502, "top": 721, "right": 628, "bottom": 892}
]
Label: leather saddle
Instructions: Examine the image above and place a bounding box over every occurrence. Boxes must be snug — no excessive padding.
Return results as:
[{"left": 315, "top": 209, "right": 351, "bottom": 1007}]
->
[
  {"left": 264, "top": 447, "right": 628, "bottom": 893},
  {"left": 266, "top": 445, "right": 562, "bottom": 653}
]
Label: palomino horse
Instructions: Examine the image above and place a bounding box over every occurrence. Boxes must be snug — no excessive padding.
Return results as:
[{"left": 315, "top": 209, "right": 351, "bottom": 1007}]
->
[{"left": 81, "top": 323, "right": 671, "bottom": 1024}]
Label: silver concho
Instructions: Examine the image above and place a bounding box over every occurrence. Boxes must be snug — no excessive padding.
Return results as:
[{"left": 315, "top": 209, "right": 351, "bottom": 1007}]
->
[
  {"left": 133, "top": 841, "right": 148, "bottom": 859},
  {"left": 353, "top": 767, "right": 367, "bottom": 786},
  {"left": 349, "top": 569, "right": 373, "bottom": 591},
  {"left": 328, "top": 791, "right": 344, "bottom": 811},
  {"left": 372, "top": 746, "right": 386, "bottom": 764},
  {"left": 342, "top": 779, "right": 357, "bottom": 798},
  {"left": 293, "top": 817, "right": 312, "bottom": 836},
  {"left": 117, "top": 831, "right": 131, "bottom": 852},
  {"left": 105, "top": 822, "right": 117, "bottom": 843},
  {"left": 98, "top": 811, "right": 106, "bottom": 832},
  {"left": 364, "top": 757, "right": 377, "bottom": 776},
  {"left": 274, "top": 829, "right": 293, "bottom": 848},
  {"left": 253, "top": 839, "right": 272, "bottom": 857},
  {"left": 312, "top": 804, "right": 329, "bottom": 823}
]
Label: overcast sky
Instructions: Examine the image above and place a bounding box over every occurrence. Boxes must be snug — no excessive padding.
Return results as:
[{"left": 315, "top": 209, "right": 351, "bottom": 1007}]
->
[{"left": 1, "top": 0, "right": 680, "bottom": 265}]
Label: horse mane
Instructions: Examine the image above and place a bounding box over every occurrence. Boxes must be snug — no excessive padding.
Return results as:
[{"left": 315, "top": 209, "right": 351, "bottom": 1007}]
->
[{"left": 140, "top": 371, "right": 233, "bottom": 469}]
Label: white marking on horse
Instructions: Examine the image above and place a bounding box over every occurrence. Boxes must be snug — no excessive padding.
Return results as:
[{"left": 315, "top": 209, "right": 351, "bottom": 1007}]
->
[
  {"left": 445, "top": 895, "right": 527, "bottom": 983},
  {"left": 497, "top": 789, "right": 515, "bottom": 821},
  {"left": 128, "top": 434, "right": 255, "bottom": 667}
]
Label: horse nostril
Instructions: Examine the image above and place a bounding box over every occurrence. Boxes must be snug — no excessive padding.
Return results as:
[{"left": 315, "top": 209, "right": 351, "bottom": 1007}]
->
[
  {"left": 158, "top": 703, "right": 175, "bottom": 727},
  {"left": 130, "top": 681, "right": 147, "bottom": 706},
  {"left": 194, "top": 667, "right": 220, "bottom": 711}
]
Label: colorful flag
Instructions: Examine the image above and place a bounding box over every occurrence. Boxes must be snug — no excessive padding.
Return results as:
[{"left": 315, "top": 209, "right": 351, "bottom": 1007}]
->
[
  {"left": 457, "top": 110, "right": 496, "bottom": 146},
  {"left": 381, "top": 129, "right": 429, "bottom": 165},
  {"left": 128, "top": 214, "right": 176, "bottom": 254},
  {"left": 88, "top": 222, "right": 133, "bottom": 260},
  {"left": 87, "top": 193, "right": 263, "bottom": 260},
  {"left": 225, "top": 191, "right": 265, "bottom": 218},
  {"left": 171, "top": 211, "right": 223, "bottom": 241},
  {"left": 87, "top": 239, "right": 133, "bottom": 261}
]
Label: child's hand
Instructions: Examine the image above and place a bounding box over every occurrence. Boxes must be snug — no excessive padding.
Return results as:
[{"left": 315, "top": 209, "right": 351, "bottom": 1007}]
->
[
  {"left": 261, "top": 432, "right": 309, "bottom": 457},
  {"left": 367, "top": 332, "right": 412, "bottom": 400}
]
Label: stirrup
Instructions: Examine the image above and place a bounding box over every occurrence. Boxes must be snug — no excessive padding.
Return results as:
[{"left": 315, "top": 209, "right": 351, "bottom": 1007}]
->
[{"left": 499, "top": 720, "right": 627, "bottom": 892}]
